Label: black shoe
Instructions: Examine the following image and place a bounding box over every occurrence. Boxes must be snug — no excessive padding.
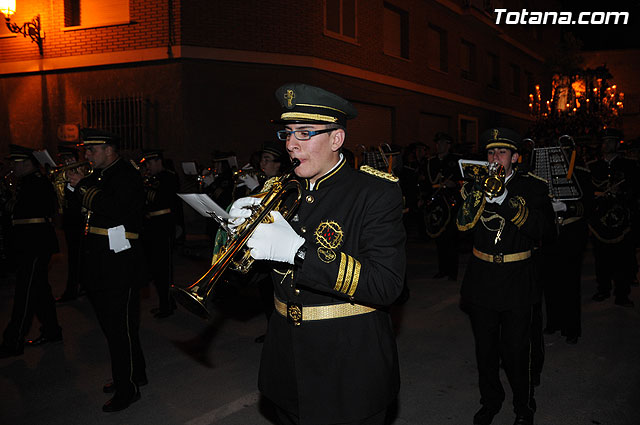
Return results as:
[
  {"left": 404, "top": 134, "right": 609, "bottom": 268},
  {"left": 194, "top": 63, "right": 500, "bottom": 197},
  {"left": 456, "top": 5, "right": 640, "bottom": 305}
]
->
[
  {"left": 102, "top": 391, "right": 141, "bottom": 412},
  {"left": 103, "top": 377, "right": 148, "bottom": 393},
  {"left": 254, "top": 334, "right": 266, "bottom": 343},
  {"left": 614, "top": 297, "right": 634, "bottom": 307},
  {"left": 26, "top": 334, "right": 63, "bottom": 346},
  {"left": 56, "top": 292, "right": 77, "bottom": 303},
  {"left": 0, "top": 345, "right": 24, "bottom": 359},
  {"left": 592, "top": 292, "right": 610, "bottom": 302},
  {"left": 513, "top": 415, "right": 533, "bottom": 425},
  {"left": 432, "top": 271, "right": 447, "bottom": 279},
  {"left": 473, "top": 406, "right": 500, "bottom": 425},
  {"left": 566, "top": 336, "right": 578, "bottom": 344}
]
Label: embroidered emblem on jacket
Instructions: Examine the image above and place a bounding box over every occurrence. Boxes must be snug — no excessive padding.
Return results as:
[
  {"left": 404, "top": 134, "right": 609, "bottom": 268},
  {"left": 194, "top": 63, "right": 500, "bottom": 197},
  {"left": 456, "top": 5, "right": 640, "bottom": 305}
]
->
[{"left": 314, "top": 221, "right": 344, "bottom": 263}]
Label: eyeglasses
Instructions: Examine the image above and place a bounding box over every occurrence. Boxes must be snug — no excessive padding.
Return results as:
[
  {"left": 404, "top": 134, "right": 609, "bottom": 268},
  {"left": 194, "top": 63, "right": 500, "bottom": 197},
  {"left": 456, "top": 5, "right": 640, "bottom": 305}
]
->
[{"left": 276, "top": 128, "right": 335, "bottom": 141}]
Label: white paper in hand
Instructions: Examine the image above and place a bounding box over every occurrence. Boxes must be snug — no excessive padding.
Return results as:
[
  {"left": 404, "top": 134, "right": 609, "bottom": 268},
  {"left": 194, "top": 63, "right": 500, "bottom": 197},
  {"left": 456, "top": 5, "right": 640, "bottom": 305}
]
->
[{"left": 108, "top": 225, "right": 131, "bottom": 253}]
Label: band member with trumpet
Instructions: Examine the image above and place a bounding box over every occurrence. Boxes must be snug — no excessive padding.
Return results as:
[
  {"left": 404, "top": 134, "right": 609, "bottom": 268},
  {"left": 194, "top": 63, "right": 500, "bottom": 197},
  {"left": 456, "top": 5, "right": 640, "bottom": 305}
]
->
[
  {"left": 588, "top": 128, "right": 639, "bottom": 307},
  {"left": 66, "top": 129, "right": 147, "bottom": 412},
  {"left": 0, "top": 144, "right": 62, "bottom": 358},
  {"left": 424, "top": 131, "right": 462, "bottom": 280},
  {"left": 55, "top": 144, "right": 86, "bottom": 303},
  {"left": 228, "top": 83, "right": 406, "bottom": 424},
  {"left": 139, "top": 149, "right": 179, "bottom": 318},
  {"left": 457, "top": 128, "right": 554, "bottom": 425}
]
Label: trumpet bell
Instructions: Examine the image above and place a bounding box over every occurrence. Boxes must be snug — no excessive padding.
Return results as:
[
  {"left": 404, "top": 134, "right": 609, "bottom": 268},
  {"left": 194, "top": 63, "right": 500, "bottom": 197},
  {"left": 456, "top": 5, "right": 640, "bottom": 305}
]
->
[{"left": 170, "top": 286, "right": 210, "bottom": 320}]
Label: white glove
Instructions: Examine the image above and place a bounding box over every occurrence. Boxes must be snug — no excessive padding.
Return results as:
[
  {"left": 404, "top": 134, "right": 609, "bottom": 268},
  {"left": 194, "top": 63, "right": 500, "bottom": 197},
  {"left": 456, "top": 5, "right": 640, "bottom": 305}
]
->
[
  {"left": 552, "top": 200, "right": 567, "bottom": 212},
  {"left": 246, "top": 211, "right": 305, "bottom": 264},
  {"left": 228, "top": 196, "right": 262, "bottom": 229},
  {"left": 485, "top": 188, "right": 508, "bottom": 205},
  {"left": 237, "top": 174, "right": 260, "bottom": 191}
]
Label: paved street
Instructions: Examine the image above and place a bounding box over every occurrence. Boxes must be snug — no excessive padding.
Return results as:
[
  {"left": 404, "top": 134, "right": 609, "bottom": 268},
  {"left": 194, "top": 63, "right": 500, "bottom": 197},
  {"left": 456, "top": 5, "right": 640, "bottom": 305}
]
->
[{"left": 1, "top": 232, "right": 639, "bottom": 425}]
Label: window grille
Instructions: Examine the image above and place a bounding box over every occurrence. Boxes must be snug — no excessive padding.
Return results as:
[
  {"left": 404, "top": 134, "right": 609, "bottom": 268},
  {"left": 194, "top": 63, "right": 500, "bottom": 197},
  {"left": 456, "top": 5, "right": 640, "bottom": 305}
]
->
[{"left": 82, "top": 93, "right": 147, "bottom": 151}]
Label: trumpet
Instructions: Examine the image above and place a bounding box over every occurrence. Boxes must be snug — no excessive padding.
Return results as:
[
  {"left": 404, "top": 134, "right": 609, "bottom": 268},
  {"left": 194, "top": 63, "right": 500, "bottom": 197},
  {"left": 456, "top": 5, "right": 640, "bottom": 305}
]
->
[
  {"left": 170, "top": 159, "right": 302, "bottom": 319},
  {"left": 483, "top": 162, "right": 506, "bottom": 199},
  {"left": 48, "top": 161, "right": 93, "bottom": 211}
]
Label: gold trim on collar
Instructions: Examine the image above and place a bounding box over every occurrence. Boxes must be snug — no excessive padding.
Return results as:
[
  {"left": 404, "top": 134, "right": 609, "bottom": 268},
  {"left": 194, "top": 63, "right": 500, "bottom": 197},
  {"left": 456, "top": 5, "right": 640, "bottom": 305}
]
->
[
  {"left": 280, "top": 112, "right": 338, "bottom": 123},
  {"left": 314, "top": 159, "right": 346, "bottom": 190}
]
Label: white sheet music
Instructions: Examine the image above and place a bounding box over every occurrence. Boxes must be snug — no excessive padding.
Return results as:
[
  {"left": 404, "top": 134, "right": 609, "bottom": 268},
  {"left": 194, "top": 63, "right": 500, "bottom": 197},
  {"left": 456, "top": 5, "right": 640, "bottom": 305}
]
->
[
  {"left": 33, "top": 150, "right": 57, "bottom": 168},
  {"left": 178, "top": 193, "right": 231, "bottom": 219}
]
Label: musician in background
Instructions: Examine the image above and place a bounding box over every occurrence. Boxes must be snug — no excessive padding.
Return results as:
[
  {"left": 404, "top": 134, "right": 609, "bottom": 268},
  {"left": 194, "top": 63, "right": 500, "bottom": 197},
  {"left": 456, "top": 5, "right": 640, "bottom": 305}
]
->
[
  {"left": 228, "top": 83, "right": 406, "bottom": 425},
  {"left": 0, "top": 145, "right": 61, "bottom": 358},
  {"left": 425, "top": 132, "right": 462, "bottom": 280},
  {"left": 397, "top": 142, "right": 428, "bottom": 238},
  {"left": 541, "top": 154, "right": 594, "bottom": 345},
  {"left": 588, "top": 128, "right": 639, "bottom": 307},
  {"left": 139, "top": 149, "right": 180, "bottom": 318},
  {"left": 56, "top": 144, "right": 85, "bottom": 303},
  {"left": 67, "top": 129, "right": 147, "bottom": 412},
  {"left": 457, "top": 128, "right": 555, "bottom": 425}
]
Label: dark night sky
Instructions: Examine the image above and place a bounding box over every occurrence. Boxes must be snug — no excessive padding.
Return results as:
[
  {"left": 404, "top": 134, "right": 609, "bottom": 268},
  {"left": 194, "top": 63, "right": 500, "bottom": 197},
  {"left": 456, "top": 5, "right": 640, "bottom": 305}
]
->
[{"left": 558, "top": 0, "right": 640, "bottom": 50}]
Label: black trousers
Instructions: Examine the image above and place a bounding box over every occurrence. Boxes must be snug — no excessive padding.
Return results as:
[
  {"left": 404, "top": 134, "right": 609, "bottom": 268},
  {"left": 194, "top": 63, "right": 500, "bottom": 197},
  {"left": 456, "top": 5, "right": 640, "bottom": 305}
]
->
[
  {"left": 143, "top": 226, "right": 174, "bottom": 312},
  {"left": 434, "top": 220, "right": 459, "bottom": 279},
  {"left": 543, "top": 223, "right": 587, "bottom": 337},
  {"left": 61, "top": 223, "right": 83, "bottom": 296},
  {"left": 88, "top": 286, "right": 146, "bottom": 399},
  {"left": 465, "top": 302, "right": 536, "bottom": 419},
  {"left": 2, "top": 253, "right": 61, "bottom": 351},
  {"left": 593, "top": 237, "right": 635, "bottom": 299}
]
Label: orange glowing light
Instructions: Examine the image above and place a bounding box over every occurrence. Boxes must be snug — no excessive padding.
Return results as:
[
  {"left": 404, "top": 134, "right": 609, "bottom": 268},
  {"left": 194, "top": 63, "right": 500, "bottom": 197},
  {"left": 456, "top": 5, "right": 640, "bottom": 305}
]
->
[{"left": 0, "top": 0, "right": 16, "bottom": 17}]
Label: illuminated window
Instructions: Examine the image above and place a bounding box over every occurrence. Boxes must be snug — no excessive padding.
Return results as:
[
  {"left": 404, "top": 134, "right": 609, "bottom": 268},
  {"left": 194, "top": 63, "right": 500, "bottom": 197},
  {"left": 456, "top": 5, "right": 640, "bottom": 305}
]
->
[
  {"left": 383, "top": 3, "right": 409, "bottom": 59},
  {"left": 428, "top": 24, "right": 447, "bottom": 72},
  {"left": 460, "top": 39, "right": 476, "bottom": 81},
  {"left": 487, "top": 52, "right": 500, "bottom": 89},
  {"left": 325, "top": 0, "right": 357, "bottom": 41},
  {"left": 65, "top": 0, "right": 130, "bottom": 28}
]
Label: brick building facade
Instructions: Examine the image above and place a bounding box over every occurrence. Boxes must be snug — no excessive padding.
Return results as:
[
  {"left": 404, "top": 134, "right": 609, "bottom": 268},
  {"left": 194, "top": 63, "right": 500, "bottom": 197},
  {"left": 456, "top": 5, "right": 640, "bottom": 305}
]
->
[{"left": 1, "top": 0, "right": 563, "bottom": 167}]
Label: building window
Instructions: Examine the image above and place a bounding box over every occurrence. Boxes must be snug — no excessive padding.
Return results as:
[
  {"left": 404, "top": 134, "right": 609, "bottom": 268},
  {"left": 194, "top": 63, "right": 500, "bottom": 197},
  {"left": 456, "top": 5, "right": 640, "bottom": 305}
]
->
[
  {"left": 383, "top": 3, "right": 409, "bottom": 59},
  {"left": 510, "top": 64, "right": 521, "bottom": 96},
  {"left": 64, "top": 0, "right": 130, "bottom": 28},
  {"left": 525, "top": 71, "right": 535, "bottom": 96},
  {"left": 458, "top": 115, "right": 478, "bottom": 153},
  {"left": 82, "top": 94, "right": 148, "bottom": 151},
  {"left": 460, "top": 39, "right": 476, "bottom": 81},
  {"left": 487, "top": 52, "right": 500, "bottom": 89},
  {"left": 325, "top": 0, "right": 357, "bottom": 41},
  {"left": 428, "top": 24, "right": 447, "bottom": 72}
]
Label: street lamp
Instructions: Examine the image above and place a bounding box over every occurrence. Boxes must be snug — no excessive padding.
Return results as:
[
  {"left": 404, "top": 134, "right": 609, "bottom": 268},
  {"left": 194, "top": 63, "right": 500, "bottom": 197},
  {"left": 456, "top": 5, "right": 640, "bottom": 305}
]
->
[{"left": 0, "top": 0, "right": 45, "bottom": 56}]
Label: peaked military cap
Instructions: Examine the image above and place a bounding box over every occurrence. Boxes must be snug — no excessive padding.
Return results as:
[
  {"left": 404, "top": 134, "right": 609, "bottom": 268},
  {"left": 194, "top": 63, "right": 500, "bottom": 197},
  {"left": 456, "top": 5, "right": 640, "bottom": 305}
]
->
[
  {"left": 58, "top": 143, "right": 79, "bottom": 159},
  {"left": 598, "top": 128, "right": 623, "bottom": 141},
  {"left": 6, "top": 144, "right": 35, "bottom": 162},
  {"left": 273, "top": 83, "right": 358, "bottom": 128},
  {"left": 481, "top": 127, "right": 522, "bottom": 152},
  {"left": 434, "top": 132, "right": 454, "bottom": 144},
  {"left": 262, "top": 140, "right": 286, "bottom": 161},
  {"left": 78, "top": 128, "right": 121, "bottom": 148},
  {"left": 139, "top": 149, "right": 164, "bottom": 164}
]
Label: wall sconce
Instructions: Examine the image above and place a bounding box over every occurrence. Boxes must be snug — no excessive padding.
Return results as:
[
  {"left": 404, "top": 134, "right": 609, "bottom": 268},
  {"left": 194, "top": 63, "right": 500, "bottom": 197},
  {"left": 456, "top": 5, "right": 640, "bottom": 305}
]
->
[{"left": 0, "top": 1, "right": 45, "bottom": 55}]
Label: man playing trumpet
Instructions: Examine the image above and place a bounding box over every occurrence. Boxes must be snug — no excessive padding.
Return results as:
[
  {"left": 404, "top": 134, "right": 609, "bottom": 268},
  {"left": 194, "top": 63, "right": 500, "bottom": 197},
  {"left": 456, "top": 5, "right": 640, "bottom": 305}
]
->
[{"left": 457, "top": 128, "right": 554, "bottom": 425}]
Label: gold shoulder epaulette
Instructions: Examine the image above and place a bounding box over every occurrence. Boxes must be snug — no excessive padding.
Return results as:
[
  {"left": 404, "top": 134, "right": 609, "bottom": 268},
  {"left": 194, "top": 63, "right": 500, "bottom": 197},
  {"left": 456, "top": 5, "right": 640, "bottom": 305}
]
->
[
  {"left": 526, "top": 172, "right": 548, "bottom": 184},
  {"left": 359, "top": 165, "right": 399, "bottom": 183}
]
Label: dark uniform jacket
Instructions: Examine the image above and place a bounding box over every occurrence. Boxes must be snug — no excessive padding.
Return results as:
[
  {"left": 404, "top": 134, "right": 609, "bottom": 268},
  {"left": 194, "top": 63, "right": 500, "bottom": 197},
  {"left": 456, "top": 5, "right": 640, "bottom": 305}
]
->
[
  {"left": 457, "top": 171, "right": 554, "bottom": 311},
  {"left": 588, "top": 156, "right": 639, "bottom": 243},
  {"left": 424, "top": 153, "right": 462, "bottom": 236},
  {"left": 9, "top": 171, "right": 58, "bottom": 256},
  {"left": 258, "top": 158, "right": 406, "bottom": 424},
  {"left": 143, "top": 169, "right": 179, "bottom": 234},
  {"left": 76, "top": 158, "right": 145, "bottom": 291}
]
